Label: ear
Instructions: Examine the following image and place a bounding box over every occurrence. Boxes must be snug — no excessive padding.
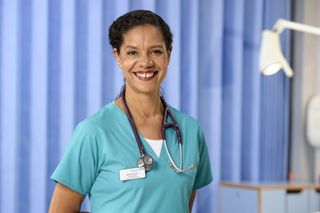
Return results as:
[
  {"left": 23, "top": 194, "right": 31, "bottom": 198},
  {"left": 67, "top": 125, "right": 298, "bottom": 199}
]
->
[{"left": 113, "top": 48, "right": 122, "bottom": 69}]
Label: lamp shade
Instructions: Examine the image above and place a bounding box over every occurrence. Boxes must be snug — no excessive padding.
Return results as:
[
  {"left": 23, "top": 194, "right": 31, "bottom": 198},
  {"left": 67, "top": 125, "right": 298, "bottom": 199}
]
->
[{"left": 259, "top": 30, "right": 293, "bottom": 77}]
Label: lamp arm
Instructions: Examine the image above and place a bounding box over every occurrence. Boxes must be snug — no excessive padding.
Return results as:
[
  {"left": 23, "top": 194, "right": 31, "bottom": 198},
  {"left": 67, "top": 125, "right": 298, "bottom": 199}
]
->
[{"left": 273, "top": 18, "right": 320, "bottom": 36}]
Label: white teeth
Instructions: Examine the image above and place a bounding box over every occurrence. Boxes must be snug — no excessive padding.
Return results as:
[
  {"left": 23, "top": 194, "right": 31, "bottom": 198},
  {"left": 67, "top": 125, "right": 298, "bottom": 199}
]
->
[{"left": 136, "top": 72, "right": 155, "bottom": 78}]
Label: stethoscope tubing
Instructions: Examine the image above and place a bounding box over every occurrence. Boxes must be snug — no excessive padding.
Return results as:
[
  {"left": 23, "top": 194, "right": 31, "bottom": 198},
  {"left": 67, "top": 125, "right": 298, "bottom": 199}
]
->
[
  {"left": 121, "top": 87, "right": 147, "bottom": 156},
  {"left": 161, "top": 105, "right": 183, "bottom": 145},
  {"left": 120, "top": 85, "right": 194, "bottom": 173}
]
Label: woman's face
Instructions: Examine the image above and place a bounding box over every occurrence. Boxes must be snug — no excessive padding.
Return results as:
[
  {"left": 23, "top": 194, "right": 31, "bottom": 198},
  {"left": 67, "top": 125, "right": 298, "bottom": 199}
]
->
[{"left": 114, "top": 24, "right": 171, "bottom": 95}]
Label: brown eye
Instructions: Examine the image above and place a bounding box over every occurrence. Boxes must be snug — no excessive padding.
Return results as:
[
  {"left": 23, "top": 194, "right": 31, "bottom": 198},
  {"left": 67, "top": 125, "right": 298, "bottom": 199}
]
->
[
  {"left": 127, "top": 50, "right": 138, "bottom": 56},
  {"left": 151, "top": 49, "right": 163, "bottom": 55}
]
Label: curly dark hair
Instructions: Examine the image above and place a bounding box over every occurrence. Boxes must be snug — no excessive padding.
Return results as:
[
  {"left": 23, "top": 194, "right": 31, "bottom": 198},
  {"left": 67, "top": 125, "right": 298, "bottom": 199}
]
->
[{"left": 108, "top": 10, "right": 173, "bottom": 53}]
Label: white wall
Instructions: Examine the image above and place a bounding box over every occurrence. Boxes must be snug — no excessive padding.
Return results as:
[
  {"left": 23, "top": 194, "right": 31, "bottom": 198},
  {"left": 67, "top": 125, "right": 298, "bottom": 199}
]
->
[{"left": 291, "top": 0, "right": 320, "bottom": 183}]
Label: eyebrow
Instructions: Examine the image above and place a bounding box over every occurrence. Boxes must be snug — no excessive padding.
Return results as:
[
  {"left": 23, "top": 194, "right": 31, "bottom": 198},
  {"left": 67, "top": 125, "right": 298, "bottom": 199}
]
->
[{"left": 124, "top": 45, "right": 165, "bottom": 49}]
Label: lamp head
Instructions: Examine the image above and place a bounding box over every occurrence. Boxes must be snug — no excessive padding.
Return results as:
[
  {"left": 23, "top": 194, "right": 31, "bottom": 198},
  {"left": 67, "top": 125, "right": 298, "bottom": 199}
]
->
[{"left": 259, "top": 30, "right": 293, "bottom": 77}]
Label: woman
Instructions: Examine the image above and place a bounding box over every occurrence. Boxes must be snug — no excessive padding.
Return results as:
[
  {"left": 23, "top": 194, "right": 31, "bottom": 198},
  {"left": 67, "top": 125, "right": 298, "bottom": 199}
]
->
[{"left": 49, "top": 10, "right": 212, "bottom": 213}]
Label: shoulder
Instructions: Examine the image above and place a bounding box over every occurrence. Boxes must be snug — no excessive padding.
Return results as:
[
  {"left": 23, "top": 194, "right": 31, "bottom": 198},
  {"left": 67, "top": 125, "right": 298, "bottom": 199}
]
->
[
  {"left": 70, "top": 102, "right": 122, "bottom": 143},
  {"left": 78, "top": 102, "right": 121, "bottom": 131},
  {"left": 66, "top": 103, "right": 121, "bottom": 156}
]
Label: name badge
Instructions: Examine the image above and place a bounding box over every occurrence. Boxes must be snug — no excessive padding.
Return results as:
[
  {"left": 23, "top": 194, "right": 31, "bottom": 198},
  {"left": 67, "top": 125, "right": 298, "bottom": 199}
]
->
[{"left": 119, "top": 167, "right": 146, "bottom": 181}]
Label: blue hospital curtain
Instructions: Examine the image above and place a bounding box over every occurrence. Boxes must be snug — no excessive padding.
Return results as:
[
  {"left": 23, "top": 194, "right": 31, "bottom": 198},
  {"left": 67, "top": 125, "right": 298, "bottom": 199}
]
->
[{"left": 0, "top": 0, "right": 291, "bottom": 212}]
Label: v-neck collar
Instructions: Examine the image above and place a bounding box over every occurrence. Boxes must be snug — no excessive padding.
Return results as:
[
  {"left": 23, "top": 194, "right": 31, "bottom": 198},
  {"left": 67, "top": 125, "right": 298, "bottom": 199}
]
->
[{"left": 111, "top": 102, "right": 168, "bottom": 162}]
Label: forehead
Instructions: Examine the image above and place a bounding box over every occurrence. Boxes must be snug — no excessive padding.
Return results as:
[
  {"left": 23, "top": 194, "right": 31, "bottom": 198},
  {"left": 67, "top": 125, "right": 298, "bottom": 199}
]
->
[{"left": 121, "top": 24, "right": 165, "bottom": 48}]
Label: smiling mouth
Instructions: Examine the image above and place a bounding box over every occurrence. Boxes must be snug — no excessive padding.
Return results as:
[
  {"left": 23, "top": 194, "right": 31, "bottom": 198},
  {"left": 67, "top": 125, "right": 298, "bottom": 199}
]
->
[{"left": 134, "top": 71, "right": 158, "bottom": 81}]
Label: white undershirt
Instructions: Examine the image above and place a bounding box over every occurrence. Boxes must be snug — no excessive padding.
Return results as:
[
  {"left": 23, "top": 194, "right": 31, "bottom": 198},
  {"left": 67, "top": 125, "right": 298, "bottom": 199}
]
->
[{"left": 144, "top": 138, "right": 163, "bottom": 157}]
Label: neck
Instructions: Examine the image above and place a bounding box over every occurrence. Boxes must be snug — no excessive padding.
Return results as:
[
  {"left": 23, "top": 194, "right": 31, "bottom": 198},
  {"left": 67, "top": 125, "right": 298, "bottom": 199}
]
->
[{"left": 122, "top": 86, "right": 163, "bottom": 119}]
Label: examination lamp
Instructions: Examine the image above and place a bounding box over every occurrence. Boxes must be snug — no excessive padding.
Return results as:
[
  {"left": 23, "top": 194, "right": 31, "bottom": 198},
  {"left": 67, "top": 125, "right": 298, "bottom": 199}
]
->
[{"left": 259, "top": 19, "right": 320, "bottom": 77}]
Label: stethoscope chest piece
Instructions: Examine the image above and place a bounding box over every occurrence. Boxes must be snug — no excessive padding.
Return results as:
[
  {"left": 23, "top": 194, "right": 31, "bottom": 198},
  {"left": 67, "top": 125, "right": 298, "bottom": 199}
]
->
[{"left": 137, "top": 154, "right": 154, "bottom": 172}]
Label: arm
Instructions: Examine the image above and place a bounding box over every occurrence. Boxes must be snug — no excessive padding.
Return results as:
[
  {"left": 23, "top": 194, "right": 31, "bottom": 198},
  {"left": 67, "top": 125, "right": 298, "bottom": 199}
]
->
[
  {"left": 189, "top": 191, "right": 196, "bottom": 212},
  {"left": 49, "top": 183, "right": 85, "bottom": 213}
]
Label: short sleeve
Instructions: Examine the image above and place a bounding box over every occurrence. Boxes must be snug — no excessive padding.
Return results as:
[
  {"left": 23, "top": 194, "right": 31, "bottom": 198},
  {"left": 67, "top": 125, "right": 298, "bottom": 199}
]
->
[
  {"left": 51, "top": 121, "right": 105, "bottom": 196},
  {"left": 192, "top": 128, "right": 213, "bottom": 191}
]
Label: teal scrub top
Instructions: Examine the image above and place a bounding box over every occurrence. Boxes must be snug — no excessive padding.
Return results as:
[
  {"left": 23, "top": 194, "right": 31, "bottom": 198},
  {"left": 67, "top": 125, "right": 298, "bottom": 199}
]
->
[{"left": 51, "top": 102, "right": 212, "bottom": 213}]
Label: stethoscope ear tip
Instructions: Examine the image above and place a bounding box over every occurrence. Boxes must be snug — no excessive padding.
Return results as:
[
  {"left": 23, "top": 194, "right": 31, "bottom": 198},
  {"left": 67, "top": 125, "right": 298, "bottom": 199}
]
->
[
  {"left": 168, "top": 162, "right": 179, "bottom": 173},
  {"left": 188, "top": 165, "right": 196, "bottom": 171}
]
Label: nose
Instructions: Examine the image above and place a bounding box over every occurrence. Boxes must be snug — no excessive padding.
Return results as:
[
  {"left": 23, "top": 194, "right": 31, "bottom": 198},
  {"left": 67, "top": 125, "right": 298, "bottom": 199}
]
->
[{"left": 138, "top": 53, "right": 154, "bottom": 67}]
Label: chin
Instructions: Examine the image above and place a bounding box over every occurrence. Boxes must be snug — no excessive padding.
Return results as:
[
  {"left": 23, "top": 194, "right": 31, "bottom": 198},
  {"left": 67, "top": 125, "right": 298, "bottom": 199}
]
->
[{"left": 130, "top": 85, "right": 160, "bottom": 96}]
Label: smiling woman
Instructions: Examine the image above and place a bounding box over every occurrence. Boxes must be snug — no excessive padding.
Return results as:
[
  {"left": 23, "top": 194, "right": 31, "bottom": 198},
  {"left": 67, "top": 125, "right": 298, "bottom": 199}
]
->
[
  {"left": 48, "top": 10, "right": 212, "bottom": 213},
  {"left": 114, "top": 24, "right": 170, "bottom": 98}
]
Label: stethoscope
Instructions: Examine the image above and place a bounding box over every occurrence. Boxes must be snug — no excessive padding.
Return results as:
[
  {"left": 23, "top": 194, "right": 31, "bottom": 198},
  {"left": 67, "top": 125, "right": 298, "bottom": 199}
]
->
[{"left": 120, "top": 86, "right": 195, "bottom": 173}]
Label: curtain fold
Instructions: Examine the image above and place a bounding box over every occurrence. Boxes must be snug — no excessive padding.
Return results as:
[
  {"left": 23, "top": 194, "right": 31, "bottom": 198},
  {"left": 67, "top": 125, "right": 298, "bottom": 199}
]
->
[
  {"left": 259, "top": 0, "right": 291, "bottom": 181},
  {"left": 197, "top": 0, "right": 223, "bottom": 211},
  {"left": 0, "top": 0, "right": 291, "bottom": 212},
  {"left": 241, "top": 0, "right": 263, "bottom": 181},
  {"left": 1, "top": 1, "right": 19, "bottom": 213},
  {"left": 221, "top": 0, "right": 245, "bottom": 181}
]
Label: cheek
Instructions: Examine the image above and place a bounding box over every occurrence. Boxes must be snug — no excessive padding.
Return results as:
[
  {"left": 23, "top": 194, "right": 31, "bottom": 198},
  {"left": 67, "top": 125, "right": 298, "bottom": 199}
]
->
[
  {"left": 120, "top": 58, "right": 136, "bottom": 71},
  {"left": 159, "top": 58, "right": 169, "bottom": 71}
]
